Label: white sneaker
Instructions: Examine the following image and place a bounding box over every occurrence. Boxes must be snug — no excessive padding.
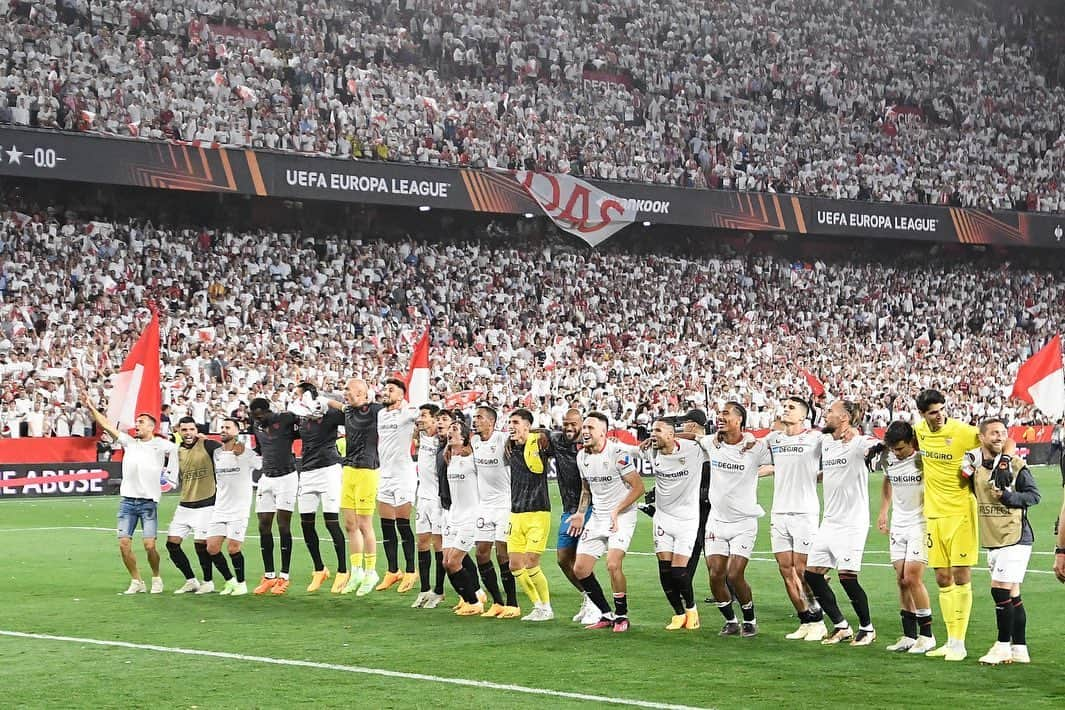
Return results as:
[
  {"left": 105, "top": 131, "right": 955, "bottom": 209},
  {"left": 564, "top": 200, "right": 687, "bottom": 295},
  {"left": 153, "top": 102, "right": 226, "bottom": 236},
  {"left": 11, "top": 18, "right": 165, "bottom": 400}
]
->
[
  {"left": 581, "top": 606, "right": 603, "bottom": 625},
  {"left": 979, "top": 642, "right": 1014, "bottom": 665},
  {"left": 536, "top": 605, "right": 554, "bottom": 622},
  {"left": 908, "top": 636, "right": 937, "bottom": 654},
  {"left": 150, "top": 577, "right": 164, "bottom": 594},
  {"left": 230, "top": 581, "right": 248, "bottom": 596},
  {"left": 886, "top": 636, "right": 916, "bottom": 652},
  {"left": 785, "top": 622, "right": 811, "bottom": 640},
  {"left": 522, "top": 607, "right": 546, "bottom": 621},
  {"left": 1011, "top": 644, "right": 1030, "bottom": 663},
  {"left": 341, "top": 568, "right": 365, "bottom": 594},
  {"left": 174, "top": 579, "right": 200, "bottom": 595},
  {"left": 803, "top": 620, "right": 828, "bottom": 642},
  {"left": 573, "top": 595, "right": 590, "bottom": 622},
  {"left": 423, "top": 592, "right": 445, "bottom": 609},
  {"left": 122, "top": 579, "right": 147, "bottom": 595},
  {"left": 356, "top": 570, "right": 379, "bottom": 597},
  {"left": 411, "top": 591, "right": 431, "bottom": 608},
  {"left": 194, "top": 581, "right": 215, "bottom": 595}
]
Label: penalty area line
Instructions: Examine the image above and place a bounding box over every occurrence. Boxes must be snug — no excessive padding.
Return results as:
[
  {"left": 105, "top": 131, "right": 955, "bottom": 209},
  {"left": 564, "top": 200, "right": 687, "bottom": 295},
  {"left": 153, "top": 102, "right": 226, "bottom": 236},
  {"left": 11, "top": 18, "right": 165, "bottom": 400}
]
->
[{"left": 0, "top": 630, "right": 712, "bottom": 710}]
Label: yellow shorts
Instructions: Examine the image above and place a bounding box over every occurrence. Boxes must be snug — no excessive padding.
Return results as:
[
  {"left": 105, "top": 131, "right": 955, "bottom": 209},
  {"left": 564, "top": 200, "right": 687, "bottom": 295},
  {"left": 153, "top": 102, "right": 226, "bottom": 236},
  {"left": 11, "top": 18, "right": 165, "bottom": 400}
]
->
[
  {"left": 507, "top": 511, "right": 551, "bottom": 555},
  {"left": 341, "top": 466, "right": 378, "bottom": 515},
  {"left": 926, "top": 514, "right": 978, "bottom": 569}
]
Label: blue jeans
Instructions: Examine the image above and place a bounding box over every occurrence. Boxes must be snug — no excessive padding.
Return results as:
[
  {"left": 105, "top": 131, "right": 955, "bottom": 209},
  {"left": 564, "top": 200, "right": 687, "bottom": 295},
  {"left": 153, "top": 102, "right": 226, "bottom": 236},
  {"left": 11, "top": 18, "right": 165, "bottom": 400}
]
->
[
  {"left": 117, "top": 497, "right": 158, "bottom": 539},
  {"left": 556, "top": 508, "right": 593, "bottom": 550}
]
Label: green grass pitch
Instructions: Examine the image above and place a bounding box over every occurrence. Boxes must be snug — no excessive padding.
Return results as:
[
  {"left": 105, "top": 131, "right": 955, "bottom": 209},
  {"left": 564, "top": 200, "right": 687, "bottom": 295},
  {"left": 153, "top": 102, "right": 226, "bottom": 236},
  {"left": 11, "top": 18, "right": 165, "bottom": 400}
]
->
[{"left": 1, "top": 467, "right": 1064, "bottom": 709}]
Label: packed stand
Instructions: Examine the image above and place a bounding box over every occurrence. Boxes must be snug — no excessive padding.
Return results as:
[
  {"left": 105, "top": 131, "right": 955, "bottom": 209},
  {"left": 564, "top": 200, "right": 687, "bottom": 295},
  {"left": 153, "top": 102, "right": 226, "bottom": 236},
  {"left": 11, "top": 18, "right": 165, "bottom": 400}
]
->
[
  {"left": 2, "top": 0, "right": 1065, "bottom": 213},
  {"left": 0, "top": 203, "right": 1061, "bottom": 438}
]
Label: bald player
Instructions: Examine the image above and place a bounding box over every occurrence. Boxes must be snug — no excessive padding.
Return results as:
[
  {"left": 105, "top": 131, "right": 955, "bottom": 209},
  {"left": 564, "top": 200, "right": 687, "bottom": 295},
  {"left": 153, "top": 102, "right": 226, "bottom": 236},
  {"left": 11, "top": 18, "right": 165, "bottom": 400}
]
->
[{"left": 550, "top": 408, "right": 596, "bottom": 624}]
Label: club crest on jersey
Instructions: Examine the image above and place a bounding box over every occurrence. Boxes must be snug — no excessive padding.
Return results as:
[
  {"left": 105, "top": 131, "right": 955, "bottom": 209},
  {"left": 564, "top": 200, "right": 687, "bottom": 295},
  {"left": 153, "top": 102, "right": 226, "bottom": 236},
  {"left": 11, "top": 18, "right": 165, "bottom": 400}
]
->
[{"left": 617, "top": 453, "right": 632, "bottom": 468}]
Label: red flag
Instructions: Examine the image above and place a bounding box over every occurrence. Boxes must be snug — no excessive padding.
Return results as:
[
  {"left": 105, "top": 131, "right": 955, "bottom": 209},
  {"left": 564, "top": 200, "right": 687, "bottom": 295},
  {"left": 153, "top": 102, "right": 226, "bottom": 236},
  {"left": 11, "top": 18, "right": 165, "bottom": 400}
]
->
[
  {"left": 800, "top": 369, "right": 825, "bottom": 397},
  {"left": 106, "top": 307, "right": 161, "bottom": 431},
  {"left": 404, "top": 329, "right": 430, "bottom": 404},
  {"left": 1011, "top": 335, "right": 1064, "bottom": 420}
]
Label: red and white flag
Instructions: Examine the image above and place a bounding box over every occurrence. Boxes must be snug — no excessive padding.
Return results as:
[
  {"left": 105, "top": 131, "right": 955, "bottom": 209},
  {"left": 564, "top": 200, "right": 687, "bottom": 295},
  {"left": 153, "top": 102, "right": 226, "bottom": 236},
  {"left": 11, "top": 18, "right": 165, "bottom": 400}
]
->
[
  {"left": 800, "top": 369, "right": 825, "bottom": 397},
  {"left": 404, "top": 328, "right": 430, "bottom": 404},
  {"left": 1011, "top": 335, "right": 1064, "bottom": 420},
  {"left": 513, "top": 171, "right": 636, "bottom": 247},
  {"left": 106, "top": 306, "right": 162, "bottom": 431},
  {"left": 443, "top": 390, "right": 483, "bottom": 410}
]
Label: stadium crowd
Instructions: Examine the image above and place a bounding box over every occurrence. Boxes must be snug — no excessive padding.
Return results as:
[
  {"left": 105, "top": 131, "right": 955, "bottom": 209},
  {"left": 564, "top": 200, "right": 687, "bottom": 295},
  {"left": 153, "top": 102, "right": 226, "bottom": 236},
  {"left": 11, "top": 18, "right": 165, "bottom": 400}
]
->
[
  {"left": 0, "top": 203, "right": 1061, "bottom": 438},
  {"left": 2, "top": 0, "right": 1065, "bottom": 212}
]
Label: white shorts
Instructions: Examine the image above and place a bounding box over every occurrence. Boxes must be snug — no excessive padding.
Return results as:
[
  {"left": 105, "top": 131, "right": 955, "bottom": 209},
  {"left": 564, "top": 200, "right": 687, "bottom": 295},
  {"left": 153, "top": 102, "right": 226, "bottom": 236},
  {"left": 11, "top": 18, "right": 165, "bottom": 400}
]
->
[
  {"left": 377, "top": 477, "right": 416, "bottom": 507},
  {"left": 256, "top": 472, "right": 298, "bottom": 513},
  {"left": 889, "top": 522, "right": 928, "bottom": 564},
  {"left": 807, "top": 523, "right": 868, "bottom": 572},
  {"left": 298, "top": 464, "right": 342, "bottom": 515},
  {"left": 416, "top": 498, "right": 444, "bottom": 536},
  {"left": 205, "top": 519, "right": 248, "bottom": 543},
  {"left": 474, "top": 505, "right": 511, "bottom": 544},
  {"left": 652, "top": 511, "right": 699, "bottom": 558},
  {"left": 769, "top": 512, "right": 818, "bottom": 555},
  {"left": 577, "top": 510, "right": 638, "bottom": 560},
  {"left": 705, "top": 517, "right": 759, "bottom": 559},
  {"left": 987, "top": 544, "right": 1032, "bottom": 585},
  {"left": 442, "top": 517, "right": 477, "bottom": 553},
  {"left": 167, "top": 505, "right": 213, "bottom": 540}
]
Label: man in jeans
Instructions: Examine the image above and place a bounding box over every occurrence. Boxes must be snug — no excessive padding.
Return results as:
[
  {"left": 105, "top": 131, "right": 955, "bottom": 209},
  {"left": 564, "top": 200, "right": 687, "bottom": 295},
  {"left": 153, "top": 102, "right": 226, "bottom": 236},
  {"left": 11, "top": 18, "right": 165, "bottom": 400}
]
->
[{"left": 81, "top": 392, "right": 179, "bottom": 594}]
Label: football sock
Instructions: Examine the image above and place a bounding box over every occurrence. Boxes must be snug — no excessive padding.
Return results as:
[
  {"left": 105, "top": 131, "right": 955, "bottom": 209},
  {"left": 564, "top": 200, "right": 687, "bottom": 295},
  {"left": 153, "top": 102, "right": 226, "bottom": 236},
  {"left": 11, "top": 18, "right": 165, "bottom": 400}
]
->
[
  {"left": 419, "top": 550, "right": 433, "bottom": 593},
  {"left": 938, "top": 585, "right": 957, "bottom": 639},
  {"left": 396, "top": 518, "right": 416, "bottom": 573},
  {"left": 1011, "top": 596, "right": 1026, "bottom": 645},
  {"left": 671, "top": 566, "right": 694, "bottom": 610},
  {"left": 194, "top": 541, "right": 213, "bottom": 582},
  {"left": 513, "top": 568, "right": 540, "bottom": 605},
  {"left": 478, "top": 561, "right": 504, "bottom": 605},
  {"left": 433, "top": 551, "right": 446, "bottom": 595},
  {"left": 166, "top": 541, "right": 195, "bottom": 580},
  {"left": 741, "top": 601, "right": 756, "bottom": 623},
  {"left": 527, "top": 566, "right": 550, "bottom": 605},
  {"left": 324, "top": 514, "right": 347, "bottom": 573},
  {"left": 716, "top": 600, "right": 736, "bottom": 621},
  {"left": 613, "top": 592, "right": 628, "bottom": 618},
  {"left": 364, "top": 552, "right": 377, "bottom": 572},
  {"left": 231, "top": 551, "right": 245, "bottom": 583},
  {"left": 839, "top": 573, "right": 871, "bottom": 628},
  {"left": 804, "top": 570, "right": 845, "bottom": 626},
  {"left": 350, "top": 552, "right": 364, "bottom": 571},
  {"left": 901, "top": 609, "right": 918, "bottom": 639},
  {"left": 955, "top": 582, "right": 972, "bottom": 641},
  {"left": 991, "top": 587, "right": 1013, "bottom": 643},
  {"left": 259, "top": 521, "right": 274, "bottom": 574},
  {"left": 916, "top": 607, "right": 934, "bottom": 637},
  {"left": 301, "top": 513, "right": 324, "bottom": 571},
  {"left": 380, "top": 518, "right": 398, "bottom": 573},
  {"left": 658, "top": 559, "right": 684, "bottom": 615},
  {"left": 279, "top": 528, "right": 293, "bottom": 575},
  {"left": 500, "top": 565, "right": 518, "bottom": 607},
  {"left": 578, "top": 573, "right": 610, "bottom": 614},
  {"left": 210, "top": 552, "right": 233, "bottom": 581}
]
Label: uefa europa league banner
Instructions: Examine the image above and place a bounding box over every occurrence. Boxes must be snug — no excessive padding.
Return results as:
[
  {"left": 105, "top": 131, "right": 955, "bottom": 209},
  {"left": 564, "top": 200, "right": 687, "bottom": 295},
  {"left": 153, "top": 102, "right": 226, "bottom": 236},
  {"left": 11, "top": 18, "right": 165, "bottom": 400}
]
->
[{"left": 0, "top": 126, "right": 1061, "bottom": 247}]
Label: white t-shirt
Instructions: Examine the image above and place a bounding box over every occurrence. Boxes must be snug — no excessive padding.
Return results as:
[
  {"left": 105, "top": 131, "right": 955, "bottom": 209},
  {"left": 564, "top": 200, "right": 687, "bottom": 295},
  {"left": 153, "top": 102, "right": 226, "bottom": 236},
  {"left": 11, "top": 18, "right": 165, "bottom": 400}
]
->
[
  {"left": 645, "top": 438, "right": 704, "bottom": 521},
  {"left": 377, "top": 405, "right": 418, "bottom": 479},
  {"left": 882, "top": 451, "right": 924, "bottom": 530},
  {"left": 766, "top": 429, "right": 823, "bottom": 515},
  {"left": 578, "top": 440, "right": 638, "bottom": 520},
  {"left": 416, "top": 435, "right": 440, "bottom": 502},
  {"left": 703, "top": 436, "right": 769, "bottom": 522},
  {"left": 820, "top": 433, "right": 879, "bottom": 529},
  {"left": 211, "top": 446, "right": 261, "bottom": 520},
  {"left": 117, "top": 432, "right": 179, "bottom": 502},
  {"left": 473, "top": 430, "right": 510, "bottom": 508},
  {"left": 446, "top": 452, "right": 479, "bottom": 522}
]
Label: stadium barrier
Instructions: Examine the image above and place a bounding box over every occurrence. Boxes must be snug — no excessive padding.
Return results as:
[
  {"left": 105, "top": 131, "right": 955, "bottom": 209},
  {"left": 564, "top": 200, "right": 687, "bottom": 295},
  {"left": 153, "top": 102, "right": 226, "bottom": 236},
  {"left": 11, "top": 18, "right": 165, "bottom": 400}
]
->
[
  {"left": 1, "top": 126, "right": 1061, "bottom": 246},
  {"left": 0, "top": 462, "right": 122, "bottom": 498}
]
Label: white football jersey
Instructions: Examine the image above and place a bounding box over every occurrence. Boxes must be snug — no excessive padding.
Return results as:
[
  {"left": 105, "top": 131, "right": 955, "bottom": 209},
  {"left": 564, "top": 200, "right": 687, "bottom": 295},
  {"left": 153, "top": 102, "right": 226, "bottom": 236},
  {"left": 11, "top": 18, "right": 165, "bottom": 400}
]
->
[
  {"left": 578, "top": 440, "right": 638, "bottom": 520},
  {"left": 820, "top": 433, "right": 879, "bottom": 529},
  {"left": 883, "top": 451, "right": 924, "bottom": 530},
  {"left": 702, "top": 436, "right": 769, "bottom": 522},
  {"left": 211, "top": 446, "right": 261, "bottom": 521},
  {"left": 417, "top": 435, "right": 440, "bottom": 501},
  {"left": 766, "top": 429, "right": 823, "bottom": 515},
  {"left": 446, "top": 452, "right": 479, "bottom": 521},
  {"left": 646, "top": 438, "right": 705, "bottom": 521},
  {"left": 472, "top": 430, "right": 510, "bottom": 508},
  {"left": 377, "top": 405, "right": 418, "bottom": 479}
]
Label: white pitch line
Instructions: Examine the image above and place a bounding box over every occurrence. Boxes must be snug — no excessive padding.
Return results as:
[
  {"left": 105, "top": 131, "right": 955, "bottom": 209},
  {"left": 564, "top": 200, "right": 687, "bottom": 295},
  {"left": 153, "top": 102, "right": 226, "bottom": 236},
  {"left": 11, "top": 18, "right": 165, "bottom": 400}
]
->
[{"left": 0, "top": 630, "right": 711, "bottom": 710}]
